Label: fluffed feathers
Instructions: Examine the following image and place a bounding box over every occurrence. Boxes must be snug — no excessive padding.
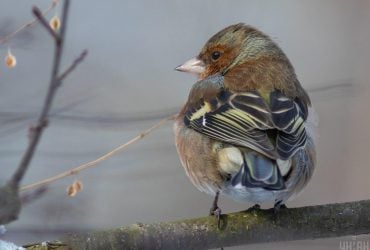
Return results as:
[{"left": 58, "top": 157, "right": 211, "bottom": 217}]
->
[{"left": 174, "top": 23, "right": 316, "bottom": 206}]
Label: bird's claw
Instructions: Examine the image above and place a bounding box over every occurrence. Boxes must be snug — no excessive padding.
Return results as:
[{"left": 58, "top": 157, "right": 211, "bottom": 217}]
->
[
  {"left": 209, "top": 191, "right": 222, "bottom": 229},
  {"left": 210, "top": 206, "right": 222, "bottom": 229},
  {"left": 273, "top": 201, "right": 287, "bottom": 214}
]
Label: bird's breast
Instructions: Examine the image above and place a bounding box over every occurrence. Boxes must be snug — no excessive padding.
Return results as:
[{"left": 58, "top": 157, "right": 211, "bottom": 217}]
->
[{"left": 174, "top": 116, "right": 226, "bottom": 195}]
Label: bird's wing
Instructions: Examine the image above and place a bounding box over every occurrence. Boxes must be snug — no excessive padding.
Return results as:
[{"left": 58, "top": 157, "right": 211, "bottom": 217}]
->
[{"left": 184, "top": 89, "right": 307, "bottom": 160}]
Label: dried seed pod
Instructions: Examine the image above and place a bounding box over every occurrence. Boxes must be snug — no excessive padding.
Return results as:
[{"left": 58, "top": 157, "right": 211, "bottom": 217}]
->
[
  {"left": 67, "top": 180, "right": 83, "bottom": 197},
  {"left": 5, "top": 50, "right": 16, "bottom": 68},
  {"left": 49, "top": 15, "right": 61, "bottom": 31},
  {"left": 73, "top": 180, "right": 83, "bottom": 192},
  {"left": 67, "top": 184, "right": 77, "bottom": 197}
]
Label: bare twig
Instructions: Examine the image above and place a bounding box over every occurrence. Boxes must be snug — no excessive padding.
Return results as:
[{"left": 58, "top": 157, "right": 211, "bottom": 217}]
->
[
  {"left": 9, "top": 1, "right": 71, "bottom": 189},
  {"left": 58, "top": 49, "right": 88, "bottom": 82},
  {"left": 20, "top": 186, "right": 48, "bottom": 205},
  {"left": 1, "top": 0, "right": 87, "bottom": 225},
  {"left": 0, "top": 0, "right": 59, "bottom": 45},
  {"left": 20, "top": 114, "right": 176, "bottom": 191},
  {"left": 32, "top": 7, "right": 60, "bottom": 42}
]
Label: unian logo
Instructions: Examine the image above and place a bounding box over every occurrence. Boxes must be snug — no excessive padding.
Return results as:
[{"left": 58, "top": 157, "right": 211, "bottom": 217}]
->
[{"left": 339, "top": 237, "right": 369, "bottom": 250}]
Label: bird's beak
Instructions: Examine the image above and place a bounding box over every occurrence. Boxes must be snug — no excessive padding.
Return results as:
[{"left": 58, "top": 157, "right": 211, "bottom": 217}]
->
[{"left": 175, "top": 57, "right": 205, "bottom": 75}]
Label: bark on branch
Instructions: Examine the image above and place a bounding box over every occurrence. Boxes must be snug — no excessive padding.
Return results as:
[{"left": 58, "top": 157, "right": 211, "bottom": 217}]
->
[{"left": 24, "top": 199, "right": 370, "bottom": 249}]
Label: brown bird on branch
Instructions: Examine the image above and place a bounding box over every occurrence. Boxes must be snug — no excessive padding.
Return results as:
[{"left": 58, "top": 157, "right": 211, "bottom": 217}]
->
[{"left": 174, "top": 23, "right": 317, "bottom": 223}]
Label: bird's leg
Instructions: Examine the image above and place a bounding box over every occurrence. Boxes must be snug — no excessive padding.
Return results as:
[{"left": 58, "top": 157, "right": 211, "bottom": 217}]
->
[
  {"left": 273, "top": 200, "right": 287, "bottom": 214},
  {"left": 209, "top": 191, "right": 222, "bottom": 229},
  {"left": 209, "top": 191, "right": 221, "bottom": 215}
]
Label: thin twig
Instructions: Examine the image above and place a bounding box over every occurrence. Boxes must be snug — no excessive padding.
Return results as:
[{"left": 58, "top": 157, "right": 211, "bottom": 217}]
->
[
  {"left": 20, "top": 114, "right": 176, "bottom": 191},
  {"left": 1, "top": 0, "right": 87, "bottom": 226},
  {"left": 0, "top": 0, "right": 59, "bottom": 45},
  {"left": 20, "top": 186, "right": 48, "bottom": 205},
  {"left": 10, "top": 0, "right": 72, "bottom": 189},
  {"left": 32, "top": 7, "right": 60, "bottom": 42},
  {"left": 58, "top": 49, "right": 88, "bottom": 82}
]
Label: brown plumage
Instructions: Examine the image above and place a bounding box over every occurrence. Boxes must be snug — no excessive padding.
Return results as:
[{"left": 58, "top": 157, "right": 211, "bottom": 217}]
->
[{"left": 174, "top": 23, "right": 317, "bottom": 217}]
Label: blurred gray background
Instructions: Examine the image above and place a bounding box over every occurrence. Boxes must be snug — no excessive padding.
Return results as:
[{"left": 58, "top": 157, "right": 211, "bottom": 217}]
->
[{"left": 1, "top": 0, "right": 370, "bottom": 249}]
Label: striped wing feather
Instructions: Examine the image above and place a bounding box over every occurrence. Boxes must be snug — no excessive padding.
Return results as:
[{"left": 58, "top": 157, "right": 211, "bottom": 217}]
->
[{"left": 185, "top": 89, "right": 307, "bottom": 160}]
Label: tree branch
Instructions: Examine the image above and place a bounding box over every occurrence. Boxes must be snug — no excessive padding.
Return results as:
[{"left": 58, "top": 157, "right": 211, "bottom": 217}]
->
[
  {"left": 58, "top": 49, "right": 88, "bottom": 82},
  {"left": 0, "top": 0, "right": 87, "bottom": 225},
  {"left": 0, "top": 0, "right": 59, "bottom": 45},
  {"left": 23, "top": 199, "right": 370, "bottom": 249},
  {"left": 32, "top": 7, "right": 60, "bottom": 42},
  {"left": 9, "top": 0, "right": 71, "bottom": 191}
]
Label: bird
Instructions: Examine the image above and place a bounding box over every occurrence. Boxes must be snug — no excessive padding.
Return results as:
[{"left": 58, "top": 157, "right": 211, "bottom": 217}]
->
[{"left": 174, "top": 23, "right": 317, "bottom": 221}]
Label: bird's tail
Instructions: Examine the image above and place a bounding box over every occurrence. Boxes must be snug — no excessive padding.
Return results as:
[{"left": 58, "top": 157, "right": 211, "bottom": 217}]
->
[{"left": 231, "top": 151, "right": 286, "bottom": 190}]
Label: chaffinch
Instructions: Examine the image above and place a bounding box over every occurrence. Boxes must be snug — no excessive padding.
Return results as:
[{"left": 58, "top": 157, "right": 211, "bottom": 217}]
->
[{"left": 174, "top": 23, "right": 316, "bottom": 219}]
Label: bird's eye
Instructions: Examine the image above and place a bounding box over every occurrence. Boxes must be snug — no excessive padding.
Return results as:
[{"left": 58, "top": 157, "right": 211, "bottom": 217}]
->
[{"left": 211, "top": 51, "right": 221, "bottom": 61}]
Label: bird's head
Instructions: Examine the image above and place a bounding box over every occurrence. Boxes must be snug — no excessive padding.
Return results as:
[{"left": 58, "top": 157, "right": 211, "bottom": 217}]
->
[{"left": 176, "top": 23, "right": 282, "bottom": 80}]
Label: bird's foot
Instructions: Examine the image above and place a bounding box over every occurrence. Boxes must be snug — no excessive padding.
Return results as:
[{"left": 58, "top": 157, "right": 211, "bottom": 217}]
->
[
  {"left": 210, "top": 205, "right": 223, "bottom": 249},
  {"left": 273, "top": 200, "right": 287, "bottom": 214},
  {"left": 209, "top": 204, "right": 221, "bottom": 215},
  {"left": 209, "top": 206, "right": 222, "bottom": 229},
  {"left": 209, "top": 191, "right": 222, "bottom": 229}
]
